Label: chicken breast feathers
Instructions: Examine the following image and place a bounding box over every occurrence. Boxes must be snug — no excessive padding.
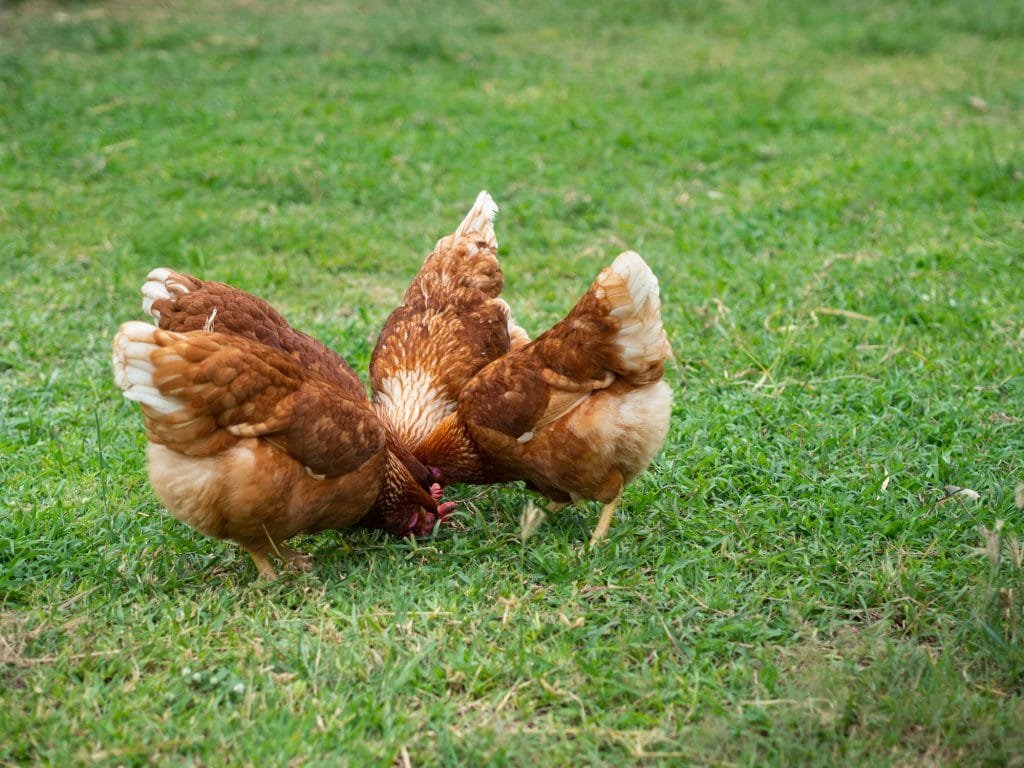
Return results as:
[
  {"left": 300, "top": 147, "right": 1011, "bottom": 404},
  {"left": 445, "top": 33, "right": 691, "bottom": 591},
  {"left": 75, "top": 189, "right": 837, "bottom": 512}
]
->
[{"left": 370, "top": 191, "right": 529, "bottom": 453}]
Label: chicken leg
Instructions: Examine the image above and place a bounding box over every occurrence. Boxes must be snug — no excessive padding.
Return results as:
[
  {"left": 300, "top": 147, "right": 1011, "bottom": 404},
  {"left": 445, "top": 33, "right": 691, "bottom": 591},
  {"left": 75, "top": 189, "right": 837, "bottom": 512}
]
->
[
  {"left": 245, "top": 548, "right": 281, "bottom": 581},
  {"left": 589, "top": 493, "right": 621, "bottom": 545}
]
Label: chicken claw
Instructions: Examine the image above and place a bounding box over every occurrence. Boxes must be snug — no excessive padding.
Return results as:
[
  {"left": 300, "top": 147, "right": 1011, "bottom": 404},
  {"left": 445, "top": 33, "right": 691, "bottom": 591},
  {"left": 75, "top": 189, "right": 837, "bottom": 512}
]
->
[
  {"left": 246, "top": 545, "right": 315, "bottom": 581},
  {"left": 278, "top": 546, "right": 314, "bottom": 572}
]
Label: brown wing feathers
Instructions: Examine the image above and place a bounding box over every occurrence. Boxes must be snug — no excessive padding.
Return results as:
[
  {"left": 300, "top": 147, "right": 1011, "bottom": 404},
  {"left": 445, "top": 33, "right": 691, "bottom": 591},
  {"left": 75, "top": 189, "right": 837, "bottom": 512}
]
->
[
  {"left": 121, "top": 324, "right": 384, "bottom": 478},
  {"left": 457, "top": 252, "right": 669, "bottom": 443}
]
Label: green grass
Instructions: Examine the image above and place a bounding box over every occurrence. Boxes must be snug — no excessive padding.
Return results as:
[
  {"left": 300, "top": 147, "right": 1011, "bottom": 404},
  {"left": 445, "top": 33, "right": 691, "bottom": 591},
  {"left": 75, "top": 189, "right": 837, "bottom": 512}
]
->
[{"left": 2, "top": 0, "right": 1024, "bottom": 764}]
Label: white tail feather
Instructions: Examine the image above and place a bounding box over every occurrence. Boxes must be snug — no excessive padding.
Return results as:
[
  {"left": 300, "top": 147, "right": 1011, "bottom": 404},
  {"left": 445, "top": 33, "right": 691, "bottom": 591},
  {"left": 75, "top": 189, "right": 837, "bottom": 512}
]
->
[
  {"left": 597, "top": 252, "right": 672, "bottom": 374},
  {"left": 141, "top": 267, "right": 173, "bottom": 321},
  {"left": 610, "top": 251, "right": 661, "bottom": 316},
  {"left": 141, "top": 267, "right": 190, "bottom": 322},
  {"left": 453, "top": 190, "right": 498, "bottom": 247},
  {"left": 112, "top": 321, "right": 184, "bottom": 415}
]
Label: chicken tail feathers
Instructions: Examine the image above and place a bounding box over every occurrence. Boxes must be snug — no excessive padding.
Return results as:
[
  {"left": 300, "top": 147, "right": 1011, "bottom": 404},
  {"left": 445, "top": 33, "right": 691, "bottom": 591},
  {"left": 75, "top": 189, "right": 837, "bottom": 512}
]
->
[
  {"left": 412, "top": 190, "right": 504, "bottom": 303},
  {"left": 453, "top": 190, "right": 498, "bottom": 248},
  {"left": 113, "top": 321, "right": 241, "bottom": 455},
  {"left": 592, "top": 251, "right": 672, "bottom": 382},
  {"left": 141, "top": 268, "right": 198, "bottom": 322},
  {"left": 112, "top": 321, "right": 187, "bottom": 415}
]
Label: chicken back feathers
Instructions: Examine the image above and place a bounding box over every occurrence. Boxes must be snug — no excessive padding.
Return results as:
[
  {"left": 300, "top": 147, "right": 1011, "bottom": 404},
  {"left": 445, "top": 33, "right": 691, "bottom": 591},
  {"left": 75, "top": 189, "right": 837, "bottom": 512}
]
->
[
  {"left": 370, "top": 191, "right": 529, "bottom": 452},
  {"left": 143, "top": 268, "right": 365, "bottom": 400}
]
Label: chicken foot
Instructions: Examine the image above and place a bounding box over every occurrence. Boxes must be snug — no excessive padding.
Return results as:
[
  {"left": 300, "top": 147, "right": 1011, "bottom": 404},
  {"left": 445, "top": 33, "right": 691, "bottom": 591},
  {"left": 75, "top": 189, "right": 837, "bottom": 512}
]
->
[
  {"left": 277, "top": 546, "right": 314, "bottom": 571},
  {"left": 245, "top": 544, "right": 313, "bottom": 581}
]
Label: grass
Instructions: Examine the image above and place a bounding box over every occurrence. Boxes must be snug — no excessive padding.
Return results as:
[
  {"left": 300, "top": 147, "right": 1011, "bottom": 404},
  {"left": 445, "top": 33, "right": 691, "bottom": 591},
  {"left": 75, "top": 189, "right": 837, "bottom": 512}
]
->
[{"left": 2, "top": 0, "right": 1023, "bottom": 764}]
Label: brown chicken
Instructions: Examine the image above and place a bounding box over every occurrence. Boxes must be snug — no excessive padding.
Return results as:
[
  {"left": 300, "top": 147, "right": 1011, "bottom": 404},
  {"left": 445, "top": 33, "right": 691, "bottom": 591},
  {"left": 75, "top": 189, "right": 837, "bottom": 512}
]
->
[
  {"left": 369, "top": 191, "right": 529, "bottom": 457},
  {"left": 139, "top": 268, "right": 453, "bottom": 538},
  {"left": 114, "top": 274, "right": 456, "bottom": 578},
  {"left": 417, "top": 251, "right": 673, "bottom": 544}
]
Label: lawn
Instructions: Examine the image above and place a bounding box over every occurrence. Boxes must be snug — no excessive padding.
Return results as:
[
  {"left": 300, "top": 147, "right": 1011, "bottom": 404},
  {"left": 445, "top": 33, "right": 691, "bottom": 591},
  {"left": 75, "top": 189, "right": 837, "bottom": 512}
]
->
[{"left": 2, "top": 0, "right": 1023, "bottom": 764}]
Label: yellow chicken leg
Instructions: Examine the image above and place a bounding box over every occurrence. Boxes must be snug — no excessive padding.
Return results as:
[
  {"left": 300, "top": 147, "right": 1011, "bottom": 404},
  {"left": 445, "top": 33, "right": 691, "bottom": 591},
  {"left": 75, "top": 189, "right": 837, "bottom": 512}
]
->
[
  {"left": 589, "top": 491, "right": 622, "bottom": 546},
  {"left": 245, "top": 548, "right": 280, "bottom": 581}
]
